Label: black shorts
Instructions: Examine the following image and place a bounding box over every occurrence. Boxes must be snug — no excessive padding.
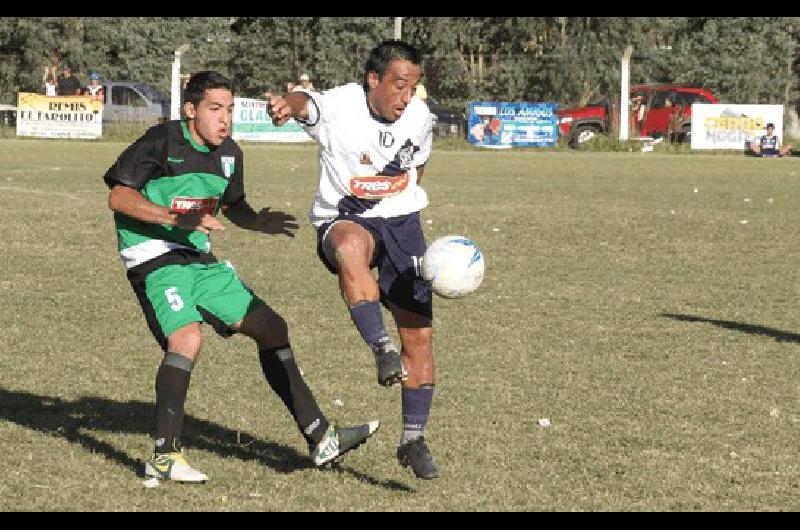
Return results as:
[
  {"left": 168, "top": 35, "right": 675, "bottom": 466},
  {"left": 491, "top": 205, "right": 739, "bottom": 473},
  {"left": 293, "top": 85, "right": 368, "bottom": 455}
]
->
[{"left": 316, "top": 212, "right": 433, "bottom": 320}]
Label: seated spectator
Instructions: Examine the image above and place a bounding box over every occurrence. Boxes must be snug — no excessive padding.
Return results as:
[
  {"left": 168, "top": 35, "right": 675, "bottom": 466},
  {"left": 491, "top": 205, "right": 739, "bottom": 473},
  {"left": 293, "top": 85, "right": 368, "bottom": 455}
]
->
[
  {"left": 83, "top": 72, "right": 104, "bottom": 101},
  {"left": 750, "top": 123, "right": 792, "bottom": 157},
  {"left": 57, "top": 66, "right": 81, "bottom": 96}
]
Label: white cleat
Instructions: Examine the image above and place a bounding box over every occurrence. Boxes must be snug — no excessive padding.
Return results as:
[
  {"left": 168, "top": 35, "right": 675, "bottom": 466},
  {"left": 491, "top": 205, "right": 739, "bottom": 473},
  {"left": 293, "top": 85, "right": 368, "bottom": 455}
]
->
[{"left": 144, "top": 450, "right": 208, "bottom": 483}]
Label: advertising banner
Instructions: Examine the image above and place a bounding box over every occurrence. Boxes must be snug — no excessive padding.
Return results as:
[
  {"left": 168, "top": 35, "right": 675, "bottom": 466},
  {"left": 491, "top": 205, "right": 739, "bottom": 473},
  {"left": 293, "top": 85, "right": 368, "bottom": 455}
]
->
[
  {"left": 16, "top": 92, "right": 103, "bottom": 139},
  {"left": 232, "top": 97, "right": 311, "bottom": 142},
  {"left": 467, "top": 102, "right": 558, "bottom": 148},
  {"left": 691, "top": 104, "right": 784, "bottom": 150}
]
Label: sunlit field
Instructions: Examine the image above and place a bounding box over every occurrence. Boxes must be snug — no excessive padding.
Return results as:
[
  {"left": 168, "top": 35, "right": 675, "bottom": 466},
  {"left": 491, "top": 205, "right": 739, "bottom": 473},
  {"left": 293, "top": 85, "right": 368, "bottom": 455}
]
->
[{"left": 2, "top": 138, "right": 800, "bottom": 510}]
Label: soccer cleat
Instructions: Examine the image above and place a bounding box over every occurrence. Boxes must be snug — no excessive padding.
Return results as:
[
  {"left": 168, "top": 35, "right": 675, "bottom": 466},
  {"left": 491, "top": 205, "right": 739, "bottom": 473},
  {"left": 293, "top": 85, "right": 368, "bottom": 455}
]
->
[
  {"left": 397, "top": 437, "right": 440, "bottom": 479},
  {"left": 310, "top": 421, "right": 380, "bottom": 466},
  {"left": 144, "top": 450, "right": 208, "bottom": 483},
  {"left": 373, "top": 341, "right": 408, "bottom": 387}
]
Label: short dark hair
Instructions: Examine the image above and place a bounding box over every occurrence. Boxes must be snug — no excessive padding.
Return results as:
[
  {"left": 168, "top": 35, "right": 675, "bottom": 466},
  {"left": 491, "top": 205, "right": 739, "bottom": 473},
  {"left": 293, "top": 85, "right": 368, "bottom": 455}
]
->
[
  {"left": 766, "top": 122, "right": 775, "bottom": 128},
  {"left": 363, "top": 40, "right": 422, "bottom": 91},
  {"left": 183, "top": 71, "right": 234, "bottom": 107}
]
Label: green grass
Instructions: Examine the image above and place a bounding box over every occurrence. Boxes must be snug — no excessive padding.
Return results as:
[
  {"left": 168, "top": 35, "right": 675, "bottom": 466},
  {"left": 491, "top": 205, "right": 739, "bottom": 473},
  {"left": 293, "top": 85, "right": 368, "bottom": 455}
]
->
[{"left": 2, "top": 139, "right": 800, "bottom": 510}]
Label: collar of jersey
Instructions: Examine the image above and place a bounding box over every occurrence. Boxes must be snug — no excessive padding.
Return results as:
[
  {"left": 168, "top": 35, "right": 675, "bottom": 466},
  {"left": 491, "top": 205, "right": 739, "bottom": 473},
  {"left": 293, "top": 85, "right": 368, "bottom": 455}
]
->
[
  {"left": 363, "top": 88, "right": 396, "bottom": 126},
  {"left": 181, "top": 121, "right": 210, "bottom": 153}
]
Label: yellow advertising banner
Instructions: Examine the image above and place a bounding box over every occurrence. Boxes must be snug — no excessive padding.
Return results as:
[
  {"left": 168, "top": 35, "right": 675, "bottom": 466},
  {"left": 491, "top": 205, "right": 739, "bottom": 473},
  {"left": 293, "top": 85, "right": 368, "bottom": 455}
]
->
[{"left": 16, "top": 92, "right": 103, "bottom": 139}]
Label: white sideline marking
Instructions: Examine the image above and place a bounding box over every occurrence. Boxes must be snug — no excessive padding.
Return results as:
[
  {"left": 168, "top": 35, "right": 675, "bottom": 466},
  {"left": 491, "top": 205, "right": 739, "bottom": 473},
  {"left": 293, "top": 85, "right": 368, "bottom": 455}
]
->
[{"left": 0, "top": 185, "right": 83, "bottom": 200}]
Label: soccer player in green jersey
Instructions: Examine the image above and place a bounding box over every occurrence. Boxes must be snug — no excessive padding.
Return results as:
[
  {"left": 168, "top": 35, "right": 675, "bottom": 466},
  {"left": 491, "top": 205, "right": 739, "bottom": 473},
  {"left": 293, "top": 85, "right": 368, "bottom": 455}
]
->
[{"left": 103, "top": 71, "right": 379, "bottom": 483}]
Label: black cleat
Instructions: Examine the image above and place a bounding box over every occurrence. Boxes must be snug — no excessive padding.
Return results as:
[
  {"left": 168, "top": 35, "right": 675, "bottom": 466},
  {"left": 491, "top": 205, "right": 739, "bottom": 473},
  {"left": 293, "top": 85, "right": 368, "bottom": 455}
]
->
[
  {"left": 310, "top": 421, "right": 381, "bottom": 466},
  {"left": 373, "top": 342, "right": 407, "bottom": 387},
  {"left": 397, "top": 437, "right": 440, "bottom": 479}
]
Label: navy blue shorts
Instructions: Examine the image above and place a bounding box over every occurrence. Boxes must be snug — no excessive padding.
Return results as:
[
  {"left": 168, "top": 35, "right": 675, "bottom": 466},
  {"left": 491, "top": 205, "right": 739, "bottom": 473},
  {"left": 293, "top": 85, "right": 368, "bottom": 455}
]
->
[{"left": 316, "top": 212, "right": 433, "bottom": 320}]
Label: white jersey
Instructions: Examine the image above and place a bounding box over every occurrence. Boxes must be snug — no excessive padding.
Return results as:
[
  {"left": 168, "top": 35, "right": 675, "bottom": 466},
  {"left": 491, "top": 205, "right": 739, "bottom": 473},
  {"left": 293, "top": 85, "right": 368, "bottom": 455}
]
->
[{"left": 297, "top": 83, "right": 433, "bottom": 227}]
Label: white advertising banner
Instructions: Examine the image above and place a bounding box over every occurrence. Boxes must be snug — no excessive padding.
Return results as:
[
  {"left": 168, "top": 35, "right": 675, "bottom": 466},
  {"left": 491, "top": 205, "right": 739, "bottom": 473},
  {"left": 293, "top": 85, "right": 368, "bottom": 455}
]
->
[
  {"left": 691, "top": 104, "right": 784, "bottom": 150},
  {"left": 16, "top": 92, "right": 103, "bottom": 139},
  {"left": 232, "top": 97, "right": 311, "bottom": 142}
]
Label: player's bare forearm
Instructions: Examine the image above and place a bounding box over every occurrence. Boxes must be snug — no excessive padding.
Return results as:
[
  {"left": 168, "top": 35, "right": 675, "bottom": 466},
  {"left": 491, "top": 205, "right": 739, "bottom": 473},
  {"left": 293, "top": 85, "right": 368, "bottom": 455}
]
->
[
  {"left": 416, "top": 164, "right": 426, "bottom": 184},
  {"left": 108, "top": 184, "right": 223, "bottom": 234},
  {"left": 265, "top": 91, "right": 310, "bottom": 126},
  {"left": 109, "top": 185, "right": 177, "bottom": 225},
  {"left": 223, "top": 199, "right": 299, "bottom": 237}
]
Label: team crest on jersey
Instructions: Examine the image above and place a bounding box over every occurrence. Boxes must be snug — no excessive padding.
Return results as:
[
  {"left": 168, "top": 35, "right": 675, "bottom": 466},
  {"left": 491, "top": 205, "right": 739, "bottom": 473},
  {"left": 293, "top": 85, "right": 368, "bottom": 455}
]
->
[
  {"left": 221, "top": 156, "right": 235, "bottom": 178},
  {"left": 395, "top": 144, "right": 415, "bottom": 169},
  {"left": 360, "top": 151, "right": 373, "bottom": 165}
]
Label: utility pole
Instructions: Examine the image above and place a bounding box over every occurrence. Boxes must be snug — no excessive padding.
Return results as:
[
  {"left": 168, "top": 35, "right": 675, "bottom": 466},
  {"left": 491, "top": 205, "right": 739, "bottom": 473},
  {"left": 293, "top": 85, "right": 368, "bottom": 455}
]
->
[
  {"left": 171, "top": 44, "right": 190, "bottom": 120},
  {"left": 394, "top": 17, "right": 402, "bottom": 40},
  {"left": 619, "top": 45, "right": 633, "bottom": 141}
]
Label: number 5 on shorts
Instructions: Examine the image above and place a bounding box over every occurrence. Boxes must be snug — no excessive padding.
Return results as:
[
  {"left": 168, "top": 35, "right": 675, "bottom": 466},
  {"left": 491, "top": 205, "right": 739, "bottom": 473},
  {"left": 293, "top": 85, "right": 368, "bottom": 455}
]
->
[{"left": 165, "top": 287, "right": 184, "bottom": 311}]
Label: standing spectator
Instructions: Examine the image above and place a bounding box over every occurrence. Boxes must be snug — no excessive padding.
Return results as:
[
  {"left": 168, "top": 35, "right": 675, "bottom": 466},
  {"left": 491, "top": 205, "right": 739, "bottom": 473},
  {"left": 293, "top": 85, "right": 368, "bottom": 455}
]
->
[
  {"left": 298, "top": 73, "right": 314, "bottom": 91},
  {"left": 57, "top": 66, "right": 81, "bottom": 96},
  {"left": 84, "top": 72, "right": 104, "bottom": 101},
  {"left": 43, "top": 64, "right": 57, "bottom": 96},
  {"left": 414, "top": 82, "right": 427, "bottom": 101}
]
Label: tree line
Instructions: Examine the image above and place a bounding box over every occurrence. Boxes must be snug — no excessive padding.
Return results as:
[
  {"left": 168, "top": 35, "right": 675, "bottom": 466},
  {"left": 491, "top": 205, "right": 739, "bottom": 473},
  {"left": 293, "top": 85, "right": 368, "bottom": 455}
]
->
[{"left": 1, "top": 17, "right": 797, "bottom": 111}]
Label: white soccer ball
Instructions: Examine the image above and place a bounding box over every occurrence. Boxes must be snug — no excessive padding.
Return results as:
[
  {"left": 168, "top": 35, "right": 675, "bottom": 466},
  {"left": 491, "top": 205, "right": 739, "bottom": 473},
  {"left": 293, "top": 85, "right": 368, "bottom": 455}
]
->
[{"left": 422, "top": 235, "right": 485, "bottom": 299}]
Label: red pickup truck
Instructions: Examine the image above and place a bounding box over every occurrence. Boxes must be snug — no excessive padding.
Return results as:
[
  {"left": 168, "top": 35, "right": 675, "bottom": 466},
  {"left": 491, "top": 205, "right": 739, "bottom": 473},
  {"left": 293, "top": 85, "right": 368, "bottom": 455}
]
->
[{"left": 556, "top": 84, "right": 718, "bottom": 147}]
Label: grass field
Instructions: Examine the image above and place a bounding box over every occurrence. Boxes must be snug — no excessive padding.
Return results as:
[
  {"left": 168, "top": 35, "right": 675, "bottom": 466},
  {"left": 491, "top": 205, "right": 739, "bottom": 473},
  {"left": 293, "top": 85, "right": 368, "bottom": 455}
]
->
[{"left": 2, "top": 138, "right": 800, "bottom": 511}]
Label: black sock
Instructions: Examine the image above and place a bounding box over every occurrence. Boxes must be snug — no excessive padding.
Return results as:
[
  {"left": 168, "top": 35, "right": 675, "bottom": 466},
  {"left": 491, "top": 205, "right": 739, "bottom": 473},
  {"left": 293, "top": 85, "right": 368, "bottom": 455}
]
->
[
  {"left": 258, "top": 345, "right": 329, "bottom": 446},
  {"left": 154, "top": 352, "right": 194, "bottom": 454},
  {"left": 348, "top": 300, "right": 391, "bottom": 353}
]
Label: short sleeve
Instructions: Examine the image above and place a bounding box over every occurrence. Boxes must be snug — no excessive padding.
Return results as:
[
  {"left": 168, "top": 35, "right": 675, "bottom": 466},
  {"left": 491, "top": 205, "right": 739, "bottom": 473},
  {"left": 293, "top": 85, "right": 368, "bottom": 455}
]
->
[
  {"left": 103, "top": 127, "right": 166, "bottom": 190},
  {"left": 294, "top": 88, "right": 324, "bottom": 144},
  {"left": 415, "top": 110, "right": 434, "bottom": 167}
]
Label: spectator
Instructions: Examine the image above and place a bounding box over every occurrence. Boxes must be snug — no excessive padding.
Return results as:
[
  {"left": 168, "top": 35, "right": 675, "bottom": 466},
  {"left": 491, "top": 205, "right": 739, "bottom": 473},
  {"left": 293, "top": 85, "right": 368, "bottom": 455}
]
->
[
  {"left": 57, "top": 66, "right": 81, "bottom": 96},
  {"left": 750, "top": 123, "right": 792, "bottom": 157},
  {"left": 84, "top": 72, "right": 104, "bottom": 101},
  {"left": 43, "top": 64, "right": 57, "bottom": 96},
  {"left": 414, "top": 82, "right": 427, "bottom": 101},
  {"left": 286, "top": 81, "right": 296, "bottom": 92},
  {"left": 298, "top": 73, "right": 314, "bottom": 91}
]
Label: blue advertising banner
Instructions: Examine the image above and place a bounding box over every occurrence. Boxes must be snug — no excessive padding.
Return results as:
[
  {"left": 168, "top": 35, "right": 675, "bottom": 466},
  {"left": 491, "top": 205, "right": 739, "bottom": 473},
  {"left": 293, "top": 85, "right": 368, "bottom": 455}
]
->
[{"left": 467, "top": 102, "right": 558, "bottom": 148}]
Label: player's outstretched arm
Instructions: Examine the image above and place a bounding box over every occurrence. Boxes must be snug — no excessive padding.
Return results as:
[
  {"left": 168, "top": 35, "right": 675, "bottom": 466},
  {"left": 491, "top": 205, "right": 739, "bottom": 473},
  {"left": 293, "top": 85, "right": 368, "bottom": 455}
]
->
[
  {"left": 264, "top": 91, "right": 310, "bottom": 126},
  {"left": 108, "top": 185, "right": 224, "bottom": 235},
  {"left": 222, "top": 200, "right": 298, "bottom": 238}
]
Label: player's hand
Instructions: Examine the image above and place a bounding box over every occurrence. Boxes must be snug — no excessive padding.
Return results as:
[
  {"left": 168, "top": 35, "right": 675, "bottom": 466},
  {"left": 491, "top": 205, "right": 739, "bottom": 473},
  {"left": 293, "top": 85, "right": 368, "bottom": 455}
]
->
[
  {"left": 253, "top": 207, "right": 298, "bottom": 237},
  {"left": 264, "top": 92, "right": 291, "bottom": 126},
  {"left": 175, "top": 212, "right": 225, "bottom": 234}
]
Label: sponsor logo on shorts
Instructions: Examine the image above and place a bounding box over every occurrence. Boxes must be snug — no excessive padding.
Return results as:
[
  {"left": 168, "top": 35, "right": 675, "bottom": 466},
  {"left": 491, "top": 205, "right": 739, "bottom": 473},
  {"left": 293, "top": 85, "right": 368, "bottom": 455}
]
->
[
  {"left": 170, "top": 196, "right": 219, "bottom": 215},
  {"left": 349, "top": 172, "right": 409, "bottom": 199}
]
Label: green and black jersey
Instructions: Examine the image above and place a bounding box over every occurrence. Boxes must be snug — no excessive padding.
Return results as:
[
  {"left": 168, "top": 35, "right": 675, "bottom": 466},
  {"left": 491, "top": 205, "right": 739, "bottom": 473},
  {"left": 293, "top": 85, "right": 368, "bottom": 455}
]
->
[{"left": 103, "top": 120, "right": 244, "bottom": 270}]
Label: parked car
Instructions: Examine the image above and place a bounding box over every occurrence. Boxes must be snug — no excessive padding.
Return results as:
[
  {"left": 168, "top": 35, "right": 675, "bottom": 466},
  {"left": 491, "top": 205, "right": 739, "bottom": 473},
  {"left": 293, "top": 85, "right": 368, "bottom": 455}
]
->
[
  {"left": 426, "top": 96, "right": 466, "bottom": 137},
  {"left": 101, "top": 82, "right": 170, "bottom": 124},
  {"left": 556, "top": 83, "right": 718, "bottom": 147}
]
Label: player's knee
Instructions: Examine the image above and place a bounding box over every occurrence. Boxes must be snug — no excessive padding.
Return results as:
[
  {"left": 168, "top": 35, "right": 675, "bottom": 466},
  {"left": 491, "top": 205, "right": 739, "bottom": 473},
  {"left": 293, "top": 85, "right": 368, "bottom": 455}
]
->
[
  {"left": 402, "top": 326, "right": 434, "bottom": 353},
  {"left": 167, "top": 324, "right": 203, "bottom": 358},
  {"left": 333, "top": 238, "right": 370, "bottom": 270},
  {"left": 255, "top": 310, "right": 290, "bottom": 349}
]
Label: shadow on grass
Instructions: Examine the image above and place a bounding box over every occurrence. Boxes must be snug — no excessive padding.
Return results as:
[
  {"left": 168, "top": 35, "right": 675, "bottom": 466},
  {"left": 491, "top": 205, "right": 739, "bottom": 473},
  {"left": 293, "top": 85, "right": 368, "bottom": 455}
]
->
[
  {"left": 658, "top": 313, "right": 800, "bottom": 343},
  {"left": 0, "top": 387, "right": 412, "bottom": 492}
]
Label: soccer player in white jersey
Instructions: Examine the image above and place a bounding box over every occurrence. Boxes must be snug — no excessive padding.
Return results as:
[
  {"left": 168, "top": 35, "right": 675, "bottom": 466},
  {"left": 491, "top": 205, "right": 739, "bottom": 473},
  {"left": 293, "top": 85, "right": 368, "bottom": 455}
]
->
[{"left": 266, "top": 41, "right": 440, "bottom": 479}]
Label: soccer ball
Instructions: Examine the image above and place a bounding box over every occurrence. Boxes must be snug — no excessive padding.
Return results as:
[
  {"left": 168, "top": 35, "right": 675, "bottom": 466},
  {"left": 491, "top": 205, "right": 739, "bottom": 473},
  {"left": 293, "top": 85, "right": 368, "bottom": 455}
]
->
[{"left": 422, "top": 235, "right": 485, "bottom": 299}]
